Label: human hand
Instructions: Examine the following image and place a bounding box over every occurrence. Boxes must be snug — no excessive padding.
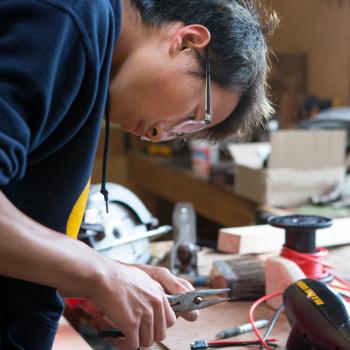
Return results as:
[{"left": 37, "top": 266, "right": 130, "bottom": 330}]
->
[
  {"left": 77, "top": 299, "right": 118, "bottom": 334},
  {"left": 87, "top": 259, "right": 177, "bottom": 350},
  {"left": 132, "top": 264, "right": 199, "bottom": 322}
]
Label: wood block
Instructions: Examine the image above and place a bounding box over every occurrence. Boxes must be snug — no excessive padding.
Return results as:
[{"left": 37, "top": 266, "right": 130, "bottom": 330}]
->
[
  {"left": 265, "top": 256, "right": 306, "bottom": 309},
  {"left": 210, "top": 256, "right": 265, "bottom": 301},
  {"left": 218, "top": 218, "right": 350, "bottom": 254}
]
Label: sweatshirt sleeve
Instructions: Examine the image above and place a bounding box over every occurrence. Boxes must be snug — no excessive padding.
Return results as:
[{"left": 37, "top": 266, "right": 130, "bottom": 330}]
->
[{"left": 0, "top": 1, "right": 89, "bottom": 186}]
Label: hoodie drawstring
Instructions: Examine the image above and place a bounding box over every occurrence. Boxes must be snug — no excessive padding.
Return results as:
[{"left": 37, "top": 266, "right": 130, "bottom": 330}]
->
[{"left": 100, "top": 93, "right": 110, "bottom": 213}]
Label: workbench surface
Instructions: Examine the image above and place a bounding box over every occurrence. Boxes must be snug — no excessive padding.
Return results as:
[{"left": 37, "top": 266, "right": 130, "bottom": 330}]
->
[
  {"left": 158, "top": 244, "right": 350, "bottom": 350},
  {"left": 162, "top": 301, "right": 290, "bottom": 349},
  {"left": 61, "top": 243, "right": 350, "bottom": 350}
]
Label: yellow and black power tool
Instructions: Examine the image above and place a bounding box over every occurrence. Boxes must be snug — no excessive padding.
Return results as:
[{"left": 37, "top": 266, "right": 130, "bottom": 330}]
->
[{"left": 284, "top": 278, "right": 350, "bottom": 349}]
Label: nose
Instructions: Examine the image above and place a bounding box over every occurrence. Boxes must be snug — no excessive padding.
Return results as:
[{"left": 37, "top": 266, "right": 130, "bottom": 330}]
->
[{"left": 143, "top": 127, "right": 169, "bottom": 142}]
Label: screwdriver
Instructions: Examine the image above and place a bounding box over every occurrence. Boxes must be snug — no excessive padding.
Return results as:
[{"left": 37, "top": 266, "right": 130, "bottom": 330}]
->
[{"left": 214, "top": 319, "right": 269, "bottom": 339}]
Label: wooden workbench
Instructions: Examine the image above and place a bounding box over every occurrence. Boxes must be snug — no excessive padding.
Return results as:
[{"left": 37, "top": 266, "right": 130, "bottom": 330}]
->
[
  {"left": 127, "top": 153, "right": 257, "bottom": 227},
  {"left": 162, "top": 301, "right": 290, "bottom": 349},
  {"left": 64, "top": 241, "right": 349, "bottom": 350},
  {"left": 160, "top": 244, "right": 350, "bottom": 350}
]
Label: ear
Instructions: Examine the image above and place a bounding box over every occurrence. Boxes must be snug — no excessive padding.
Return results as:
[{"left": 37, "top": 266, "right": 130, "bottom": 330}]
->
[{"left": 169, "top": 24, "right": 211, "bottom": 54}]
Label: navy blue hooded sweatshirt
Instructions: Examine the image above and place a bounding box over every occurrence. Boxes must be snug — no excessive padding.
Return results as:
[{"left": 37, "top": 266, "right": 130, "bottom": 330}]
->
[{"left": 0, "top": 0, "right": 121, "bottom": 348}]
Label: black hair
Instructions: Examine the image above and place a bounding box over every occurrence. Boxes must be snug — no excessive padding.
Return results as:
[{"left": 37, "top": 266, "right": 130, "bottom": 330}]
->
[{"left": 130, "top": 0, "right": 278, "bottom": 142}]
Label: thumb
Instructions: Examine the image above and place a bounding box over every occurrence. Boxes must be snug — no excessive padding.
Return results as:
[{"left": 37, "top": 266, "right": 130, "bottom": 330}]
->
[{"left": 152, "top": 267, "right": 190, "bottom": 294}]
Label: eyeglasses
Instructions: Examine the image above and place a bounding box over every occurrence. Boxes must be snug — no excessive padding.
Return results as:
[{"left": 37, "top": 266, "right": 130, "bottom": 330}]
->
[{"left": 141, "top": 59, "right": 212, "bottom": 142}]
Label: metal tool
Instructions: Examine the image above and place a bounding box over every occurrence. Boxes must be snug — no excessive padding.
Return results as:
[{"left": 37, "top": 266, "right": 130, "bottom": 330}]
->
[
  {"left": 79, "top": 183, "right": 171, "bottom": 263},
  {"left": 167, "top": 288, "right": 231, "bottom": 312},
  {"left": 170, "top": 202, "right": 199, "bottom": 277},
  {"left": 98, "top": 288, "right": 230, "bottom": 338},
  {"left": 284, "top": 278, "right": 350, "bottom": 349}
]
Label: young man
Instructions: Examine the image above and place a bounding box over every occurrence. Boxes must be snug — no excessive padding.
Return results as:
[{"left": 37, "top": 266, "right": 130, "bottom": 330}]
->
[{"left": 0, "top": 0, "right": 277, "bottom": 349}]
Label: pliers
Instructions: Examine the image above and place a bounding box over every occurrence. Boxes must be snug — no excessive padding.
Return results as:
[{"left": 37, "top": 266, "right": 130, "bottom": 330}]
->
[
  {"left": 167, "top": 288, "right": 231, "bottom": 312},
  {"left": 98, "top": 288, "right": 231, "bottom": 338}
]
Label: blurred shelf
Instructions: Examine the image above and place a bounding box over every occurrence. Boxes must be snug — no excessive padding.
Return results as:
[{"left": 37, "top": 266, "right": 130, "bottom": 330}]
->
[{"left": 127, "top": 152, "right": 257, "bottom": 227}]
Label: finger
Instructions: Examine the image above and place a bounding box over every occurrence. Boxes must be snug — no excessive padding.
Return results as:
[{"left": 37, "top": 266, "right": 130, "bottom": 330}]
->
[
  {"left": 139, "top": 266, "right": 193, "bottom": 294},
  {"left": 110, "top": 337, "right": 138, "bottom": 350},
  {"left": 110, "top": 330, "right": 140, "bottom": 350},
  {"left": 116, "top": 323, "right": 140, "bottom": 350},
  {"left": 139, "top": 312, "right": 154, "bottom": 347},
  {"left": 177, "top": 310, "right": 199, "bottom": 322},
  {"left": 153, "top": 297, "right": 168, "bottom": 342},
  {"left": 157, "top": 269, "right": 190, "bottom": 294},
  {"left": 174, "top": 276, "right": 195, "bottom": 291},
  {"left": 162, "top": 293, "right": 176, "bottom": 328}
]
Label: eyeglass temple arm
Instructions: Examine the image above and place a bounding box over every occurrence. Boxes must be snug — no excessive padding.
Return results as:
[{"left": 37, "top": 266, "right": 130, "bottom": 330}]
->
[{"left": 205, "top": 60, "right": 212, "bottom": 123}]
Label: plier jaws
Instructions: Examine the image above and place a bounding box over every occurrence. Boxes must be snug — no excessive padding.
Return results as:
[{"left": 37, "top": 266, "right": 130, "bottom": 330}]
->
[{"left": 167, "top": 288, "right": 231, "bottom": 312}]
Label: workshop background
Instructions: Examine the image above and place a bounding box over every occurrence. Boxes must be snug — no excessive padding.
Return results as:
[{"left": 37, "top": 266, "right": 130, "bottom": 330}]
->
[
  {"left": 92, "top": 0, "right": 350, "bottom": 242},
  {"left": 57, "top": 1, "right": 350, "bottom": 349}
]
